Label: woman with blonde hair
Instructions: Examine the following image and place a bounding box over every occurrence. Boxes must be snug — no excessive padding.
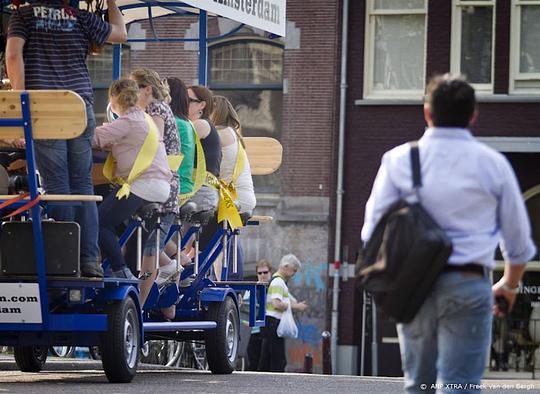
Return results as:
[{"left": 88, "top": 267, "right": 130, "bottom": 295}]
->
[
  {"left": 129, "top": 68, "right": 185, "bottom": 305},
  {"left": 211, "top": 95, "right": 256, "bottom": 213},
  {"left": 93, "top": 78, "right": 171, "bottom": 279}
]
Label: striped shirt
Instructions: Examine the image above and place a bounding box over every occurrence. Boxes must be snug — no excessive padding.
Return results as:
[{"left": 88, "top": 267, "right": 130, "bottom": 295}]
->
[
  {"left": 266, "top": 273, "right": 289, "bottom": 320},
  {"left": 7, "top": 1, "right": 111, "bottom": 105}
]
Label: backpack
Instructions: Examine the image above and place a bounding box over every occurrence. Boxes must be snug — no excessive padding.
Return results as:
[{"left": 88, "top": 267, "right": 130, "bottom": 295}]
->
[{"left": 357, "top": 142, "right": 453, "bottom": 323}]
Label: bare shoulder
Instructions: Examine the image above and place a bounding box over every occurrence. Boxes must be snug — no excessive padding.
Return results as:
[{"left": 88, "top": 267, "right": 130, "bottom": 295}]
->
[{"left": 192, "top": 119, "right": 211, "bottom": 139}]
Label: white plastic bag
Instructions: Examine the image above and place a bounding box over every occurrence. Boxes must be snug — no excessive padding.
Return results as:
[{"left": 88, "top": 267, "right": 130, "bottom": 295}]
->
[{"left": 277, "top": 304, "right": 298, "bottom": 338}]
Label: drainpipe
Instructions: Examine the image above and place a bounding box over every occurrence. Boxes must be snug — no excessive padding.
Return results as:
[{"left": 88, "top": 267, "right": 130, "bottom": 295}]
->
[{"left": 331, "top": 0, "right": 350, "bottom": 375}]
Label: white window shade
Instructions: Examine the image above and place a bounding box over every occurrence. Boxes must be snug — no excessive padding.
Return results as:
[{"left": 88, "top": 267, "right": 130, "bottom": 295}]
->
[
  {"left": 364, "top": 0, "right": 427, "bottom": 99},
  {"left": 519, "top": 6, "right": 540, "bottom": 73},
  {"left": 374, "top": 0, "right": 425, "bottom": 10},
  {"left": 373, "top": 14, "right": 425, "bottom": 92},
  {"left": 510, "top": 1, "right": 540, "bottom": 94}
]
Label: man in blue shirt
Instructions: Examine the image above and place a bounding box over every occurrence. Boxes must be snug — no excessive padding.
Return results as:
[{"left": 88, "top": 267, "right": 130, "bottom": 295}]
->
[
  {"left": 5, "top": 0, "right": 127, "bottom": 277},
  {"left": 362, "top": 74, "right": 536, "bottom": 393}
]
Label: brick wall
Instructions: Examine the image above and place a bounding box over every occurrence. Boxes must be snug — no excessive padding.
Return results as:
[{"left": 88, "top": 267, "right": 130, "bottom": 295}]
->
[
  {"left": 338, "top": 0, "right": 540, "bottom": 352},
  {"left": 130, "top": 16, "right": 200, "bottom": 85}
]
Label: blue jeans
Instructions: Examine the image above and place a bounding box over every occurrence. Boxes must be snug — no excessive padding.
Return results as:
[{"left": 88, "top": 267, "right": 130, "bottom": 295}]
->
[
  {"left": 396, "top": 271, "right": 493, "bottom": 394},
  {"left": 34, "top": 105, "right": 99, "bottom": 264}
]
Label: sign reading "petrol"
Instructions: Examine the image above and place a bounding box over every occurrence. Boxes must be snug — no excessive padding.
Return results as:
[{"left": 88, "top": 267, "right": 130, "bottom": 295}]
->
[{"left": 0, "top": 283, "right": 42, "bottom": 323}]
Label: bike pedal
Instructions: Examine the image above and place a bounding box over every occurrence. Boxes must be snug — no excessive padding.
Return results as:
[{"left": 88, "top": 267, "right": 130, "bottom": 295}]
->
[{"left": 139, "top": 271, "right": 153, "bottom": 280}]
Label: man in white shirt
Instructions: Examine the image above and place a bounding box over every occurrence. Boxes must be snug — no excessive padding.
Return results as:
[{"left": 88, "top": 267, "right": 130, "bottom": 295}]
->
[{"left": 362, "top": 74, "right": 535, "bottom": 393}]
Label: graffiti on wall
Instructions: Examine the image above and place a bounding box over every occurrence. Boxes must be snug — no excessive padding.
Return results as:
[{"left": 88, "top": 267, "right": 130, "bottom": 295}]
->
[{"left": 286, "top": 259, "right": 327, "bottom": 373}]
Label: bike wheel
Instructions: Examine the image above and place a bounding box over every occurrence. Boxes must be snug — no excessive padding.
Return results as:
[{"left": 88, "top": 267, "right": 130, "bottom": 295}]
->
[
  {"left": 204, "top": 297, "right": 239, "bottom": 374},
  {"left": 50, "top": 346, "right": 75, "bottom": 358},
  {"left": 100, "top": 297, "right": 141, "bottom": 383},
  {"left": 14, "top": 346, "right": 48, "bottom": 372}
]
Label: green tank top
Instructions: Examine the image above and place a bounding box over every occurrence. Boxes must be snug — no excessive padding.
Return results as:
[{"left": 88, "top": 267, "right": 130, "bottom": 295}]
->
[{"left": 175, "top": 117, "right": 195, "bottom": 194}]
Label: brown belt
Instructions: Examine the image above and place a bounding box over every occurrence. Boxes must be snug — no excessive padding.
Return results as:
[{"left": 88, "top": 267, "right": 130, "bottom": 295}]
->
[{"left": 443, "top": 263, "right": 485, "bottom": 276}]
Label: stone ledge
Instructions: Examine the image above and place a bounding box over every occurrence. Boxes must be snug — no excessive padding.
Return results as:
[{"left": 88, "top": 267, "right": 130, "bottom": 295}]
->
[{"left": 275, "top": 196, "right": 330, "bottom": 223}]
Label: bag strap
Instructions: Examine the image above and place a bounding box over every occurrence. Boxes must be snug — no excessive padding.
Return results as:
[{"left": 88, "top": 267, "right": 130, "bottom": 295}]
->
[{"left": 409, "top": 141, "right": 422, "bottom": 189}]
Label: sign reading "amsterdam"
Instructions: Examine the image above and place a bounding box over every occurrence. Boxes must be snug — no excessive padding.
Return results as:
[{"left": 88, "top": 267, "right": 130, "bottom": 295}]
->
[
  {"left": 183, "top": 0, "right": 286, "bottom": 37},
  {"left": 0, "top": 283, "right": 42, "bottom": 323}
]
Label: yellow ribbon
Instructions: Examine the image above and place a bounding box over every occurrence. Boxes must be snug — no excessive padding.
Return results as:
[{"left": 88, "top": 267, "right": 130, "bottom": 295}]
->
[
  {"left": 103, "top": 113, "right": 160, "bottom": 199},
  {"left": 206, "top": 172, "right": 243, "bottom": 230},
  {"left": 220, "top": 133, "right": 246, "bottom": 202},
  {"left": 177, "top": 123, "right": 244, "bottom": 230}
]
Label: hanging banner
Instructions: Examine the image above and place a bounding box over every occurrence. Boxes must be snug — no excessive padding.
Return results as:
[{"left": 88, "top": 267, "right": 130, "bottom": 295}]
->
[{"left": 182, "top": 0, "right": 286, "bottom": 37}]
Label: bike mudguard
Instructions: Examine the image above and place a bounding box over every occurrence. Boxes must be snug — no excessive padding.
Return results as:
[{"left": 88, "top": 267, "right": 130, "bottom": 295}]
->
[
  {"left": 200, "top": 287, "right": 239, "bottom": 313},
  {"left": 95, "top": 285, "right": 144, "bottom": 346}
]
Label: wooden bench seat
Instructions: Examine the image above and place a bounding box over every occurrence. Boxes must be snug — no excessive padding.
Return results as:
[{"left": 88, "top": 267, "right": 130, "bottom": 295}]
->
[{"left": 0, "top": 90, "right": 87, "bottom": 139}]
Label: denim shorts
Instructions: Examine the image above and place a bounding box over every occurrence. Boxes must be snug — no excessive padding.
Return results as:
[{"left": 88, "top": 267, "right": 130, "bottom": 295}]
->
[{"left": 143, "top": 213, "right": 175, "bottom": 256}]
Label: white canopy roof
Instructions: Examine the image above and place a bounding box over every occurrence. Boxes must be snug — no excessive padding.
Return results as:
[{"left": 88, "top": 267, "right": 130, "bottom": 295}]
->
[{"left": 91, "top": 0, "right": 286, "bottom": 36}]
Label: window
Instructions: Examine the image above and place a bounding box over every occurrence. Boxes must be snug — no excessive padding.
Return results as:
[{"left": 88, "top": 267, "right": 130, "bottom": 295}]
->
[
  {"left": 209, "top": 38, "right": 284, "bottom": 194},
  {"left": 87, "top": 44, "right": 131, "bottom": 124},
  {"left": 364, "top": 0, "right": 427, "bottom": 99},
  {"left": 510, "top": 0, "right": 540, "bottom": 93},
  {"left": 451, "top": 0, "right": 495, "bottom": 94}
]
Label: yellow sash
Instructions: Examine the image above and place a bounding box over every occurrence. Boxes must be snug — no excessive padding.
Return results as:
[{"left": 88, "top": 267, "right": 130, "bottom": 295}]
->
[
  {"left": 103, "top": 113, "right": 163, "bottom": 199},
  {"left": 211, "top": 132, "right": 247, "bottom": 230},
  {"left": 178, "top": 123, "right": 244, "bottom": 229}
]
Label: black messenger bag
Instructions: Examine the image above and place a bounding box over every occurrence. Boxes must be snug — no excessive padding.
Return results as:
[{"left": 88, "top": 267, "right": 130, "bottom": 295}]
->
[{"left": 357, "top": 142, "right": 453, "bottom": 323}]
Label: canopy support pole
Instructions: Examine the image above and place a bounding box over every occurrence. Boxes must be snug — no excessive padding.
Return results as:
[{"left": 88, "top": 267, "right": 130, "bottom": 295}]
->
[{"left": 198, "top": 10, "right": 208, "bottom": 86}]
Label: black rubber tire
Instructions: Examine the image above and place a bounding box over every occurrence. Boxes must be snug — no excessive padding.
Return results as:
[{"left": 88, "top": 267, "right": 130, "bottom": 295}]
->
[
  {"left": 14, "top": 346, "right": 48, "bottom": 372},
  {"left": 204, "top": 297, "right": 239, "bottom": 374},
  {"left": 100, "top": 297, "right": 141, "bottom": 383}
]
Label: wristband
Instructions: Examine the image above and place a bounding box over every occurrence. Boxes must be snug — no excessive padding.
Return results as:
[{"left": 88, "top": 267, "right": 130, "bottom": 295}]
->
[{"left": 501, "top": 280, "right": 521, "bottom": 294}]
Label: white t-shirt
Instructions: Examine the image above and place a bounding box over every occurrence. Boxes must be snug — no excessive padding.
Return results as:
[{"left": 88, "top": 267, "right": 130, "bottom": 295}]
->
[{"left": 266, "top": 274, "right": 289, "bottom": 320}]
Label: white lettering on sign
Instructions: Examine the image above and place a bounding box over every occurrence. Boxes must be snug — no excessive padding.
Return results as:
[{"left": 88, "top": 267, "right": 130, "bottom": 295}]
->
[
  {"left": 182, "top": 0, "right": 286, "bottom": 36},
  {"left": 0, "top": 283, "right": 42, "bottom": 323}
]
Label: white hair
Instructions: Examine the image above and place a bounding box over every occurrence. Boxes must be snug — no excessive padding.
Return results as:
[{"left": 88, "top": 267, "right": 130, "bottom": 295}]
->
[{"left": 279, "top": 254, "right": 301, "bottom": 270}]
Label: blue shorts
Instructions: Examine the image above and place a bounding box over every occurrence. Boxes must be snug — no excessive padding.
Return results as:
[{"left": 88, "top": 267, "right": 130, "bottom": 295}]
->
[{"left": 143, "top": 213, "right": 175, "bottom": 256}]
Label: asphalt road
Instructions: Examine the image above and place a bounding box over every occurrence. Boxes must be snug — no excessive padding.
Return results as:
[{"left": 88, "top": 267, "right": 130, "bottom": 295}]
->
[{"left": 0, "top": 357, "right": 539, "bottom": 393}]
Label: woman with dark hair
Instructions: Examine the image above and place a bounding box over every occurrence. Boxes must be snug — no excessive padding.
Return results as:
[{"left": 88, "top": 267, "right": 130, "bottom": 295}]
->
[
  {"left": 165, "top": 77, "right": 195, "bottom": 195},
  {"left": 187, "top": 85, "right": 221, "bottom": 211}
]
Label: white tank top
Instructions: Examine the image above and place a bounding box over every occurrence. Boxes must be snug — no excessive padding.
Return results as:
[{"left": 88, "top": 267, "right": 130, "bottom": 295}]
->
[{"left": 220, "top": 127, "right": 256, "bottom": 213}]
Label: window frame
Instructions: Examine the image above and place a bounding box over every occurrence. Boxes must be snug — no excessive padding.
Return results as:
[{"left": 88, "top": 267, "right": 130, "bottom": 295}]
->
[
  {"left": 208, "top": 36, "right": 284, "bottom": 91},
  {"left": 450, "top": 0, "right": 496, "bottom": 94},
  {"left": 363, "top": 0, "right": 428, "bottom": 99},
  {"left": 510, "top": 0, "right": 540, "bottom": 94}
]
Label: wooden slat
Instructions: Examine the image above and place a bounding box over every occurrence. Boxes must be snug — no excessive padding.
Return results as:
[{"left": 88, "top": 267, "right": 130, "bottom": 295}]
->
[
  {"left": 0, "top": 194, "right": 102, "bottom": 202},
  {"left": 0, "top": 90, "right": 87, "bottom": 139},
  {"left": 249, "top": 215, "right": 273, "bottom": 222},
  {"left": 244, "top": 137, "right": 282, "bottom": 176}
]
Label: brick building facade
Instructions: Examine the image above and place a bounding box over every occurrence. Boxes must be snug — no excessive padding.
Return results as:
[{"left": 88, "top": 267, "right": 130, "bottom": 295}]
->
[{"left": 338, "top": 0, "right": 540, "bottom": 376}]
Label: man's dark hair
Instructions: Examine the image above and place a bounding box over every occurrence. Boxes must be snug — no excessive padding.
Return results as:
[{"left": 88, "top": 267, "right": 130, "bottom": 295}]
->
[{"left": 425, "top": 74, "right": 476, "bottom": 128}]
